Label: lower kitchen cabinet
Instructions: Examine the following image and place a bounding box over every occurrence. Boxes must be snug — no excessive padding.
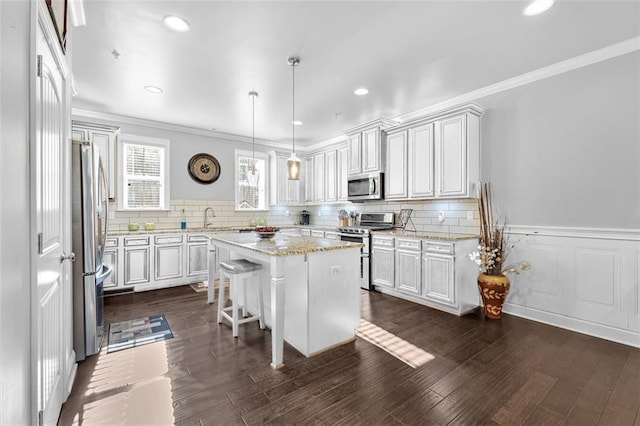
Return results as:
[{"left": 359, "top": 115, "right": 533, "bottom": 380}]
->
[
  {"left": 371, "top": 234, "right": 479, "bottom": 315},
  {"left": 106, "top": 232, "right": 210, "bottom": 293},
  {"left": 371, "top": 236, "right": 395, "bottom": 289}
]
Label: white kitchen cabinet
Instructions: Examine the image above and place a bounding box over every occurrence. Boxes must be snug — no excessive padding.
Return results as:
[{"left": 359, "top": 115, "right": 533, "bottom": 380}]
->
[
  {"left": 408, "top": 123, "right": 434, "bottom": 198},
  {"left": 311, "top": 230, "right": 325, "bottom": 238},
  {"left": 304, "top": 156, "right": 314, "bottom": 203},
  {"left": 345, "top": 119, "right": 393, "bottom": 176},
  {"left": 395, "top": 238, "right": 422, "bottom": 295},
  {"left": 423, "top": 253, "right": 455, "bottom": 306},
  {"left": 371, "top": 236, "right": 395, "bottom": 289},
  {"left": 337, "top": 146, "right": 349, "bottom": 201},
  {"left": 313, "top": 153, "right": 325, "bottom": 203},
  {"left": 154, "top": 234, "right": 183, "bottom": 281},
  {"left": 269, "top": 152, "right": 302, "bottom": 205},
  {"left": 103, "top": 237, "right": 119, "bottom": 289},
  {"left": 435, "top": 109, "right": 481, "bottom": 198},
  {"left": 301, "top": 228, "right": 312, "bottom": 237},
  {"left": 324, "top": 150, "right": 337, "bottom": 202},
  {"left": 123, "top": 236, "right": 151, "bottom": 286},
  {"left": 186, "top": 234, "right": 209, "bottom": 277},
  {"left": 385, "top": 131, "right": 408, "bottom": 199},
  {"left": 72, "top": 121, "right": 120, "bottom": 200}
]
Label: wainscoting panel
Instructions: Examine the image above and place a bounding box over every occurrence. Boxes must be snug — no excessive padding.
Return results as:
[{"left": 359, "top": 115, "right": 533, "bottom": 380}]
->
[{"left": 504, "top": 226, "right": 640, "bottom": 348}]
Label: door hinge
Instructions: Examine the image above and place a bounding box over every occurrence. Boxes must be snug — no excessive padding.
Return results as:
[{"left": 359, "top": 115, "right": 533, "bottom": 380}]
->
[
  {"left": 37, "top": 54, "right": 43, "bottom": 77},
  {"left": 37, "top": 232, "right": 43, "bottom": 254},
  {"left": 38, "top": 410, "right": 43, "bottom": 426}
]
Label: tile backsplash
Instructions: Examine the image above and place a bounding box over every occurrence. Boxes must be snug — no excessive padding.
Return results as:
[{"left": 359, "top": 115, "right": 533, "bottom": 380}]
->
[{"left": 108, "top": 199, "right": 479, "bottom": 235}]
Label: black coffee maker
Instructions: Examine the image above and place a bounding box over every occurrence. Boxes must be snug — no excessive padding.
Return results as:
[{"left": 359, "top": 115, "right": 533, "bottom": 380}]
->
[{"left": 300, "top": 210, "right": 310, "bottom": 225}]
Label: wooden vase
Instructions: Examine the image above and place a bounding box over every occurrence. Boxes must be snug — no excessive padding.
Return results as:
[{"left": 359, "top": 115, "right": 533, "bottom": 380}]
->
[{"left": 477, "top": 273, "right": 510, "bottom": 319}]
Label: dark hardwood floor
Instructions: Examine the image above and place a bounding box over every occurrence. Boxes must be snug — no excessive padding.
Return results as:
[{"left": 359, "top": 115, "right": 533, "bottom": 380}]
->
[{"left": 59, "top": 285, "right": 640, "bottom": 425}]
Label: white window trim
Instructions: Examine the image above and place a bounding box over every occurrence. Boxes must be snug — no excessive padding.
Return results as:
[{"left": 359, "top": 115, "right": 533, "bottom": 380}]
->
[
  {"left": 117, "top": 134, "right": 171, "bottom": 211},
  {"left": 235, "top": 149, "right": 269, "bottom": 212}
]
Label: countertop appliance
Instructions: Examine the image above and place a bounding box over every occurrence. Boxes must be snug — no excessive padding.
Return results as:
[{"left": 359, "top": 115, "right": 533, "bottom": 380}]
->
[
  {"left": 336, "top": 212, "right": 394, "bottom": 290},
  {"left": 300, "top": 210, "right": 310, "bottom": 225},
  {"left": 72, "top": 140, "right": 112, "bottom": 361},
  {"left": 347, "top": 172, "right": 384, "bottom": 202}
]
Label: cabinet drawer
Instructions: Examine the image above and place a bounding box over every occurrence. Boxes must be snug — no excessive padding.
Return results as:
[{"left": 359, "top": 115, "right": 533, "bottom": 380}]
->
[
  {"left": 188, "top": 234, "right": 210, "bottom": 243},
  {"left": 396, "top": 238, "right": 421, "bottom": 251},
  {"left": 301, "top": 229, "right": 312, "bottom": 236},
  {"left": 325, "top": 232, "right": 340, "bottom": 240},
  {"left": 372, "top": 236, "right": 395, "bottom": 247},
  {"left": 105, "top": 237, "right": 118, "bottom": 248},
  {"left": 124, "top": 236, "right": 150, "bottom": 247},
  {"left": 311, "top": 230, "right": 325, "bottom": 238},
  {"left": 423, "top": 241, "right": 454, "bottom": 254},
  {"left": 155, "top": 234, "right": 183, "bottom": 245}
]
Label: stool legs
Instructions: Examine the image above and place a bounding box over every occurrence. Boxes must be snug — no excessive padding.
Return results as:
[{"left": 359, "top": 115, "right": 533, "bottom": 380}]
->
[
  {"left": 217, "top": 268, "right": 226, "bottom": 324},
  {"left": 216, "top": 267, "right": 264, "bottom": 338}
]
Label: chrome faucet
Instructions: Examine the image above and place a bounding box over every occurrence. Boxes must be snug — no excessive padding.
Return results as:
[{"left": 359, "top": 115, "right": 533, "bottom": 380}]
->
[{"left": 203, "top": 207, "right": 216, "bottom": 229}]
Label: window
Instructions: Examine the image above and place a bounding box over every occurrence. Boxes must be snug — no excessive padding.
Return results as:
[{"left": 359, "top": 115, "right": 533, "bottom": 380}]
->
[
  {"left": 117, "top": 134, "right": 170, "bottom": 211},
  {"left": 235, "top": 149, "right": 268, "bottom": 211}
]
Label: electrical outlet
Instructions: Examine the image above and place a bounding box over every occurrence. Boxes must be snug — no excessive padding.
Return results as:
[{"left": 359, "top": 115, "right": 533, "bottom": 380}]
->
[
  {"left": 438, "top": 211, "right": 445, "bottom": 223},
  {"left": 467, "top": 211, "right": 474, "bottom": 220},
  {"left": 330, "top": 266, "right": 342, "bottom": 277},
  {"left": 285, "top": 210, "right": 290, "bottom": 217}
]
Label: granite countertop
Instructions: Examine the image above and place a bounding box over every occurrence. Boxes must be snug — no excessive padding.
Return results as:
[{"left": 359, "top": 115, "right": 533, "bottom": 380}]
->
[
  {"left": 108, "top": 226, "right": 256, "bottom": 236},
  {"left": 209, "top": 232, "right": 363, "bottom": 257},
  {"left": 371, "top": 229, "right": 479, "bottom": 242}
]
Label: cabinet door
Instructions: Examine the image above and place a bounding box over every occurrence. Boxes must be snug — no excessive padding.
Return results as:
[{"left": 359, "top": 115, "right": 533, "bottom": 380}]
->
[
  {"left": 288, "top": 178, "right": 301, "bottom": 204},
  {"left": 124, "top": 247, "right": 150, "bottom": 285},
  {"left": 102, "top": 249, "right": 118, "bottom": 289},
  {"left": 409, "top": 123, "right": 434, "bottom": 198},
  {"left": 313, "top": 153, "right": 325, "bottom": 203},
  {"left": 187, "top": 243, "right": 208, "bottom": 277},
  {"left": 337, "top": 146, "right": 349, "bottom": 201},
  {"left": 362, "top": 128, "right": 381, "bottom": 173},
  {"left": 372, "top": 247, "right": 394, "bottom": 289},
  {"left": 155, "top": 244, "right": 183, "bottom": 281},
  {"left": 396, "top": 250, "right": 421, "bottom": 295},
  {"left": 304, "top": 157, "right": 314, "bottom": 203},
  {"left": 423, "top": 253, "right": 455, "bottom": 306},
  {"left": 347, "top": 134, "right": 362, "bottom": 175},
  {"left": 90, "top": 130, "right": 116, "bottom": 200},
  {"left": 385, "top": 131, "right": 408, "bottom": 199},
  {"left": 325, "top": 150, "right": 337, "bottom": 202},
  {"left": 436, "top": 115, "right": 467, "bottom": 197}
]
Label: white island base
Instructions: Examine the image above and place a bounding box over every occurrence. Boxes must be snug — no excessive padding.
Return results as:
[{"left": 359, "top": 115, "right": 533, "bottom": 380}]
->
[{"left": 208, "top": 233, "right": 362, "bottom": 368}]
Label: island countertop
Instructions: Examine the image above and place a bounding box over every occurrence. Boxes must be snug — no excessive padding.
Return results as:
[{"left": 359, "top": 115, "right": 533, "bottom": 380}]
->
[{"left": 209, "top": 232, "right": 363, "bottom": 257}]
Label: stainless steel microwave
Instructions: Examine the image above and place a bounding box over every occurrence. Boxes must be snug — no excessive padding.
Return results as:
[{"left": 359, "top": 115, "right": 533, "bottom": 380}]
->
[{"left": 347, "top": 172, "right": 383, "bottom": 202}]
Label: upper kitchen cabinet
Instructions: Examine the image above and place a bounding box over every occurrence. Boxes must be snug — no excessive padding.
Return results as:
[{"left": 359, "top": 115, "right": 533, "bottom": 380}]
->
[
  {"left": 269, "top": 151, "right": 303, "bottom": 205},
  {"left": 385, "top": 104, "right": 483, "bottom": 200},
  {"left": 72, "top": 121, "right": 120, "bottom": 200},
  {"left": 345, "top": 119, "right": 394, "bottom": 176}
]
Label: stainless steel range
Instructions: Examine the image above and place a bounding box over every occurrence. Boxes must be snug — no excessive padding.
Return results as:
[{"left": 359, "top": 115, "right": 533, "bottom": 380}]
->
[{"left": 336, "top": 212, "right": 394, "bottom": 290}]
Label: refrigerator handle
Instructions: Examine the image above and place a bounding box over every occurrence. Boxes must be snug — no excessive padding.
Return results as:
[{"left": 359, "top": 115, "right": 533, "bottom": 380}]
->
[
  {"left": 96, "top": 262, "right": 113, "bottom": 283},
  {"left": 99, "top": 160, "right": 109, "bottom": 252}
]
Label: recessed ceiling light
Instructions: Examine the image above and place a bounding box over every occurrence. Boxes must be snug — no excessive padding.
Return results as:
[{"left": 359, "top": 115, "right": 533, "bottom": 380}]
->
[
  {"left": 292, "top": 120, "right": 303, "bottom": 126},
  {"left": 523, "top": 0, "right": 555, "bottom": 16},
  {"left": 354, "top": 88, "right": 369, "bottom": 96},
  {"left": 144, "top": 85, "right": 163, "bottom": 94},
  {"left": 163, "top": 15, "right": 191, "bottom": 32}
]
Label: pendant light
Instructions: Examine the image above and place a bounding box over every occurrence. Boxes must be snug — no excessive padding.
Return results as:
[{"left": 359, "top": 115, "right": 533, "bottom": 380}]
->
[
  {"left": 287, "top": 56, "right": 301, "bottom": 180},
  {"left": 247, "top": 91, "right": 259, "bottom": 187}
]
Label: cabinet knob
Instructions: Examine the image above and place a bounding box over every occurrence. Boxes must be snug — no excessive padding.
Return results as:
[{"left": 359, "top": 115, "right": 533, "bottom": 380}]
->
[{"left": 60, "top": 252, "right": 76, "bottom": 263}]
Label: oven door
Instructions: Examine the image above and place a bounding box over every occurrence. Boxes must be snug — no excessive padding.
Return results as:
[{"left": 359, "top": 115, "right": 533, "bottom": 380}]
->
[{"left": 339, "top": 234, "right": 371, "bottom": 290}]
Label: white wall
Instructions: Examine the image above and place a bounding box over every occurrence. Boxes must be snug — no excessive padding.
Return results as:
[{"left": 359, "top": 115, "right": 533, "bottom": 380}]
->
[
  {"left": 478, "top": 51, "right": 639, "bottom": 230},
  {"left": 0, "top": 1, "right": 33, "bottom": 424}
]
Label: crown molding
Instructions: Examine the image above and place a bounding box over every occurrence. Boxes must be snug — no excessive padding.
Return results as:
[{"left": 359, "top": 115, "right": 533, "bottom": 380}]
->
[
  {"left": 71, "top": 108, "right": 303, "bottom": 152},
  {"left": 394, "top": 36, "right": 640, "bottom": 125}
]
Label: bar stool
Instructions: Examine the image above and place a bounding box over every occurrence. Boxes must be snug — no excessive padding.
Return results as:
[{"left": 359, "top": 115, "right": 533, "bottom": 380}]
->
[{"left": 217, "top": 259, "right": 264, "bottom": 337}]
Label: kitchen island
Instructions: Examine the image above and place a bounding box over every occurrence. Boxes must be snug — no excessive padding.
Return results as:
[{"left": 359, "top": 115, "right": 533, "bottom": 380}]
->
[{"left": 207, "top": 232, "right": 363, "bottom": 369}]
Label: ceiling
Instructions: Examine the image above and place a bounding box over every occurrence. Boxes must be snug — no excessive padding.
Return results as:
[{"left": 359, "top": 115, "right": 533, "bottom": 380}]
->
[{"left": 71, "top": 1, "right": 640, "bottom": 147}]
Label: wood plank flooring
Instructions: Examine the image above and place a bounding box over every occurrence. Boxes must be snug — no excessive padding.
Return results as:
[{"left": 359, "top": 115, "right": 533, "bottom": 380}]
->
[{"left": 58, "top": 285, "right": 640, "bottom": 425}]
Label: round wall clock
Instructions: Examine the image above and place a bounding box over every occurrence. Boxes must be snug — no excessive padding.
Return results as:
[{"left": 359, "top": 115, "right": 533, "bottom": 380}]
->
[{"left": 187, "top": 153, "right": 221, "bottom": 184}]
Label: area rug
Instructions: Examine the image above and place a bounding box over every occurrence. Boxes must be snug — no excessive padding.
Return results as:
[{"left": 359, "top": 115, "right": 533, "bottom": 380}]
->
[
  {"left": 189, "top": 278, "right": 228, "bottom": 293},
  {"left": 107, "top": 313, "right": 173, "bottom": 353}
]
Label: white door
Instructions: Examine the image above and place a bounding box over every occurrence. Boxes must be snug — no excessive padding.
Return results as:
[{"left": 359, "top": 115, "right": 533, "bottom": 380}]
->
[{"left": 35, "top": 15, "right": 71, "bottom": 426}]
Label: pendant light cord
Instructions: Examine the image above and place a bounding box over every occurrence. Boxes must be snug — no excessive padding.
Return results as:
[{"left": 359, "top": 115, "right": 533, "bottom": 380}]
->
[
  {"left": 252, "top": 92, "right": 255, "bottom": 168},
  {"left": 291, "top": 61, "right": 296, "bottom": 156}
]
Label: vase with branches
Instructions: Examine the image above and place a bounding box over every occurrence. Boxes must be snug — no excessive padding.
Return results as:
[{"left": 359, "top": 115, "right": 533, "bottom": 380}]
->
[{"left": 469, "top": 182, "right": 530, "bottom": 319}]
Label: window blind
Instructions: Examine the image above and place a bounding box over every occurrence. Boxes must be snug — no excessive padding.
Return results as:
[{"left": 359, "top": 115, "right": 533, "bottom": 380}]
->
[{"left": 124, "top": 143, "right": 163, "bottom": 209}]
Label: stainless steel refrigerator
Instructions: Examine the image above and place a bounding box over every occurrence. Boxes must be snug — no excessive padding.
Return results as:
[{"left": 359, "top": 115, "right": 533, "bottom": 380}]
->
[{"left": 72, "top": 140, "right": 112, "bottom": 361}]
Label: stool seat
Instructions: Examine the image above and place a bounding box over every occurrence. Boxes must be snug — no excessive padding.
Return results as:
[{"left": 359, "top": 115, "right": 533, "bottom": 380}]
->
[
  {"left": 219, "top": 259, "right": 261, "bottom": 274},
  {"left": 217, "top": 258, "right": 265, "bottom": 338}
]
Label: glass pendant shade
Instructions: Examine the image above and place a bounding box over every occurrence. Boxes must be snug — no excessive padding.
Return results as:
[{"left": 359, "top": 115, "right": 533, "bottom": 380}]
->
[
  {"left": 287, "top": 153, "right": 301, "bottom": 181},
  {"left": 247, "top": 166, "right": 259, "bottom": 187}
]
